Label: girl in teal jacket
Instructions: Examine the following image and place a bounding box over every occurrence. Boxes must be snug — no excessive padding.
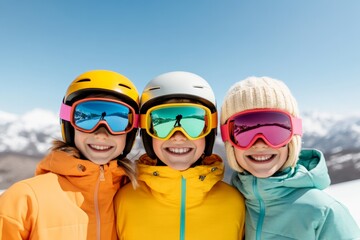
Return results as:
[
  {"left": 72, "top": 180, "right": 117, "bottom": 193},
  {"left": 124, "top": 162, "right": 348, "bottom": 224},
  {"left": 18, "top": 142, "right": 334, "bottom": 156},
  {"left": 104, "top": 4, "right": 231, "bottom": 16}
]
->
[{"left": 220, "top": 76, "right": 360, "bottom": 240}]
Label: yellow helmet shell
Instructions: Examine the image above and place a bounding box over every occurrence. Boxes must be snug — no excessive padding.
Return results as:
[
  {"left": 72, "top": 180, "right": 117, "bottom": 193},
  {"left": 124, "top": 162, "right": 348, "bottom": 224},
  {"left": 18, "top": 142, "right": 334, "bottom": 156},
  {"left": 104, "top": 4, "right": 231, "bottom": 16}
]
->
[{"left": 64, "top": 69, "right": 139, "bottom": 105}]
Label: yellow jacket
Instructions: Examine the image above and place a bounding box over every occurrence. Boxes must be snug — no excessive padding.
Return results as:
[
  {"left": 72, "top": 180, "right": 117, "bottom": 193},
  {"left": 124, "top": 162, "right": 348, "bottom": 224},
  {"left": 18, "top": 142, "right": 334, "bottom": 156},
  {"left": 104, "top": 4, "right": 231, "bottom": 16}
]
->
[
  {"left": 115, "top": 154, "right": 245, "bottom": 240},
  {"left": 0, "top": 150, "right": 127, "bottom": 240}
]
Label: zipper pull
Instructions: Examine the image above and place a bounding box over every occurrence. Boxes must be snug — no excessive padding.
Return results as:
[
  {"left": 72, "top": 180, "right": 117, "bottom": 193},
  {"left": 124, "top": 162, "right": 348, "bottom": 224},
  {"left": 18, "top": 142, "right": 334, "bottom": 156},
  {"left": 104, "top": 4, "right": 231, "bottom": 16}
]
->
[{"left": 99, "top": 165, "right": 105, "bottom": 181}]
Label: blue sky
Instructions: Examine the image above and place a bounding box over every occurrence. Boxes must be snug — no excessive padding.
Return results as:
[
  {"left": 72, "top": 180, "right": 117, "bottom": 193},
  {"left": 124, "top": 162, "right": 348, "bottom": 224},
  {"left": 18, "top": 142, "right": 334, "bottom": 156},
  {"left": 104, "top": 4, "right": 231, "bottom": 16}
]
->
[{"left": 1, "top": 0, "right": 359, "bottom": 115}]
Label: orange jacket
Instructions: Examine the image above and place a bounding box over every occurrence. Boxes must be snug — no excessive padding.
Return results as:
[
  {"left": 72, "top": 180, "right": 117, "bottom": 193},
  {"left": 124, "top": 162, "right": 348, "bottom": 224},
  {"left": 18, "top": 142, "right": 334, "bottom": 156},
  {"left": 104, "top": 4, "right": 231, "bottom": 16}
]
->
[{"left": 0, "top": 150, "right": 127, "bottom": 240}]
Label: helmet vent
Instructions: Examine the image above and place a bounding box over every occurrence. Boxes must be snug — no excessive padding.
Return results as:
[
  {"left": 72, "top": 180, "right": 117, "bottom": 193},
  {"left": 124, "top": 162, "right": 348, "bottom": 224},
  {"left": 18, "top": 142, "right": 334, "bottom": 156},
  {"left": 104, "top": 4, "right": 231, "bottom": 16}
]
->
[
  {"left": 118, "top": 83, "right": 131, "bottom": 89},
  {"left": 148, "top": 87, "right": 160, "bottom": 91},
  {"left": 193, "top": 85, "right": 204, "bottom": 89},
  {"left": 76, "top": 78, "right": 91, "bottom": 83}
]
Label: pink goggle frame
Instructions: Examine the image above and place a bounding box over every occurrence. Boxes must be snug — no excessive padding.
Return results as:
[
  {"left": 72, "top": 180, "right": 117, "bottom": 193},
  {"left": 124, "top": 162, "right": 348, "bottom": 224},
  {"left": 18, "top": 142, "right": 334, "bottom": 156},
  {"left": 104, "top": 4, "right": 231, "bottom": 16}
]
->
[{"left": 221, "top": 109, "right": 302, "bottom": 150}]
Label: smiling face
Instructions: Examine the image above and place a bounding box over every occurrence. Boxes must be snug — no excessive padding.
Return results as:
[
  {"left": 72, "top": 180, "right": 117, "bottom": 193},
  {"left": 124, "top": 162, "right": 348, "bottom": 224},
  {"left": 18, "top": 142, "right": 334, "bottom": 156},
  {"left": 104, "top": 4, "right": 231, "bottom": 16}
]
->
[
  {"left": 74, "top": 126, "right": 126, "bottom": 165},
  {"left": 234, "top": 138, "right": 288, "bottom": 178},
  {"left": 152, "top": 131, "right": 205, "bottom": 170}
]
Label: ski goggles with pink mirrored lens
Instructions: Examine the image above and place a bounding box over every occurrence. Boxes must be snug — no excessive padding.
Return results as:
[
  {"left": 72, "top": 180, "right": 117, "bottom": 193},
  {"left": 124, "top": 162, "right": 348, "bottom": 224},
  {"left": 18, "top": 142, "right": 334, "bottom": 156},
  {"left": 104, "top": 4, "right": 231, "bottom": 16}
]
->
[
  {"left": 221, "top": 109, "right": 302, "bottom": 150},
  {"left": 60, "top": 98, "right": 138, "bottom": 134}
]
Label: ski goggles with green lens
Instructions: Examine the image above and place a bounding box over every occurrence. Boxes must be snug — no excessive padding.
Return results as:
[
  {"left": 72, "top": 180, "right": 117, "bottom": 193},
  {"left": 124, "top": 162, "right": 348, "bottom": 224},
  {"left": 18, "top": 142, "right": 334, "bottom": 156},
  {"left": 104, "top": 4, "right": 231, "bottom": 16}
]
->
[
  {"left": 140, "top": 103, "right": 217, "bottom": 140},
  {"left": 60, "top": 98, "right": 138, "bottom": 135}
]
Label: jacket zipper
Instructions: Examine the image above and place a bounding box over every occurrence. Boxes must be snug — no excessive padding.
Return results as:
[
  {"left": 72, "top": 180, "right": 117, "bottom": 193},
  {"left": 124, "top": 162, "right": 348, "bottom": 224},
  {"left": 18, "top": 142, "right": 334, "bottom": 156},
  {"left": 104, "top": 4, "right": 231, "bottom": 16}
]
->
[
  {"left": 94, "top": 165, "right": 105, "bottom": 240},
  {"left": 180, "top": 176, "right": 186, "bottom": 240},
  {"left": 253, "top": 177, "right": 265, "bottom": 240}
]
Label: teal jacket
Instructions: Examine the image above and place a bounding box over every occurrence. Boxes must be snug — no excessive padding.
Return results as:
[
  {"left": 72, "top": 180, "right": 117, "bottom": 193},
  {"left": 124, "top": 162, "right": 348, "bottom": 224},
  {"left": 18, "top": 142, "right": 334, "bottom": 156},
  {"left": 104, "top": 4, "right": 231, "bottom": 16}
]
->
[{"left": 231, "top": 149, "right": 360, "bottom": 240}]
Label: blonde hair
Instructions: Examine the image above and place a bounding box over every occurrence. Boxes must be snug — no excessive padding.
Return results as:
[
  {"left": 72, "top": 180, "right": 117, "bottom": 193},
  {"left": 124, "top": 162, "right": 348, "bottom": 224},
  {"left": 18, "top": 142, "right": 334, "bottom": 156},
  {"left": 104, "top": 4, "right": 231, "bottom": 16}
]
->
[
  {"left": 221, "top": 76, "right": 302, "bottom": 172},
  {"left": 51, "top": 139, "right": 138, "bottom": 188}
]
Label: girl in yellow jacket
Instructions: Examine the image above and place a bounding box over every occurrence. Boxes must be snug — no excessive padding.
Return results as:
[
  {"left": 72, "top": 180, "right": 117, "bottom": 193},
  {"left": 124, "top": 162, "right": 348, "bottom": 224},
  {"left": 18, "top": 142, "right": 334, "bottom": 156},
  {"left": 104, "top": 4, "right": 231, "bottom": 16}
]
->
[
  {"left": 0, "top": 70, "right": 139, "bottom": 240},
  {"left": 115, "top": 71, "right": 245, "bottom": 240}
]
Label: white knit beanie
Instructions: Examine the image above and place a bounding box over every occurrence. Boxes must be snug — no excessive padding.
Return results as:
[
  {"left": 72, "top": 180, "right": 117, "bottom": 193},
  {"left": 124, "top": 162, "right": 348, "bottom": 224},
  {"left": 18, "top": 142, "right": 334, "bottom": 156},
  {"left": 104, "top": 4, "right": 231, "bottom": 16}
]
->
[{"left": 220, "top": 76, "right": 302, "bottom": 172}]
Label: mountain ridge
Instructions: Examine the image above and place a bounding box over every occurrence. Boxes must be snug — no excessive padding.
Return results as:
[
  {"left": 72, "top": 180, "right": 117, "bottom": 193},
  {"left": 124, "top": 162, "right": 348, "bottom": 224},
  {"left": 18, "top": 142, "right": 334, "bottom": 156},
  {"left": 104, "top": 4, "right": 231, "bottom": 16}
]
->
[{"left": 1, "top": 109, "right": 359, "bottom": 188}]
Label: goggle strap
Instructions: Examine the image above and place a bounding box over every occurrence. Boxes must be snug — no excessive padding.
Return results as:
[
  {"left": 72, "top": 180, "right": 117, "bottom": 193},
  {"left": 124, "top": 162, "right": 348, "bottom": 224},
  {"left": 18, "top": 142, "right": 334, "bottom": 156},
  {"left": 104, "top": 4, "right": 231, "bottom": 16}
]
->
[
  {"left": 220, "top": 123, "right": 229, "bottom": 142},
  {"left": 133, "top": 113, "right": 139, "bottom": 128},
  {"left": 210, "top": 112, "right": 218, "bottom": 129},
  {"left": 140, "top": 114, "right": 147, "bottom": 129},
  {"left": 292, "top": 117, "right": 302, "bottom": 136},
  {"left": 60, "top": 103, "right": 71, "bottom": 121}
]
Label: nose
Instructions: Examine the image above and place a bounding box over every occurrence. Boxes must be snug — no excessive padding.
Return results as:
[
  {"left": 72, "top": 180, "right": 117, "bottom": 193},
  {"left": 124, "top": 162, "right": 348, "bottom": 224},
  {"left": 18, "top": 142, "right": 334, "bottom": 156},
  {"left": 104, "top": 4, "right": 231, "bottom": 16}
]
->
[
  {"left": 251, "top": 137, "right": 269, "bottom": 149},
  {"left": 94, "top": 125, "right": 110, "bottom": 137},
  {"left": 169, "top": 131, "right": 187, "bottom": 141}
]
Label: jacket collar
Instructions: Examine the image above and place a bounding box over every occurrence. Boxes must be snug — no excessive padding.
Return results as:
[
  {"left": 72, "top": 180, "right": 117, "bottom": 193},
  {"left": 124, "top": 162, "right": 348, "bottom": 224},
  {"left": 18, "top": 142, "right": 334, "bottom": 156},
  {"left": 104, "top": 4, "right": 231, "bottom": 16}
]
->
[
  {"left": 35, "top": 150, "right": 127, "bottom": 192},
  {"left": 136, "top": 154, "right": 225, "bottom": 206},
  {"left": 232, "top": 149, "right": 331, "bottom": 201}
]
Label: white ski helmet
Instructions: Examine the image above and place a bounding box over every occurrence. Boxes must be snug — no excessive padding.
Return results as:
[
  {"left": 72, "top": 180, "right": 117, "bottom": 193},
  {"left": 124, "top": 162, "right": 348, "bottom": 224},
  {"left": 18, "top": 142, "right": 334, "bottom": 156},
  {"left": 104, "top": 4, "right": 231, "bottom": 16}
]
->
[{"left": 140, "top": 71, "right": 218, "bottom": 159}]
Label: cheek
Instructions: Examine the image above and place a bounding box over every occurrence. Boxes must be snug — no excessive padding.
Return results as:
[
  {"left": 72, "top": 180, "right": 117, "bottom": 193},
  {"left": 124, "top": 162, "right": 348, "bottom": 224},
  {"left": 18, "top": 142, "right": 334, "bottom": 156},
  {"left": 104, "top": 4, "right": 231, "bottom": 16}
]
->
[
  {"left": 74, "top": 130, "right": 86, "bottom": 149},
  {"left": 279, "top": 146, "right": 289, "bottom": 165},
  {"left": 114, "top": 135, "right": 127, "bottom": 152},
  {"left": 152, "top": 138, "right": 163, "bottom": 157},
  {"left": 194, "top": 139, "right": 206, "bottom": 154},
  {"left": 234, "top": 148, "right": 244, "bottom": 161}
]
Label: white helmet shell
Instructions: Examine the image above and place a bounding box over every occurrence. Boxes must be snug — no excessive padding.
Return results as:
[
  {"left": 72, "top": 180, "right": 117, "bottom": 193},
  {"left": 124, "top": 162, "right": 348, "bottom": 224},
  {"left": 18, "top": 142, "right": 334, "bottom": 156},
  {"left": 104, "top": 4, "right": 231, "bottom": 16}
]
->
[{"left": 141, "top": 71, "right": 216, "bottom": 111}]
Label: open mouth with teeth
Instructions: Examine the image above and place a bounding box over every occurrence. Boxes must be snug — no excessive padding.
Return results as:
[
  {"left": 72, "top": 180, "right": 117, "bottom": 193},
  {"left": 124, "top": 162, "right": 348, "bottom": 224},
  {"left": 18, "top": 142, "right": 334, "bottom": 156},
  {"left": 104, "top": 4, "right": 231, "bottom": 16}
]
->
[
  {"left": 166, "top": 147, "right": 192, "bottom": 155},
  {"left": 88, "top": 144, "right": 113, "bottom": 152},
  {"left": 247, "top": 154, "right": 276, "bottom": 162}
]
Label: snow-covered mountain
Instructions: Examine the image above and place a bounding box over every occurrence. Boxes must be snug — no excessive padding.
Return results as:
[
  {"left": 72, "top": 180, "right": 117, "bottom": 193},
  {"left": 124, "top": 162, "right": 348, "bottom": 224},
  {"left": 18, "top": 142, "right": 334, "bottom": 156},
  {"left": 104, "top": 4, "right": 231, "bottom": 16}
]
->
[
  {"left": 1, "top": 109, "right": 360, "bottom": 155},
  {"left": 0, "top": 109, "right": 60, "bottom": 156},
  {"left": 301, "top": 111, "right": 360, "bottom": 153},
  {"left": 1, "top": 109, "right": 360, "bottom": 183}
]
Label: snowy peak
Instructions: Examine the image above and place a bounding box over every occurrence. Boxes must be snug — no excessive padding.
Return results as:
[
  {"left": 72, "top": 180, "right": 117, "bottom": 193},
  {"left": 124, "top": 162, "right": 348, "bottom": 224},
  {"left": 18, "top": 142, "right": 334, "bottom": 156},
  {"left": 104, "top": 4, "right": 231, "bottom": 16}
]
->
[
  {"left": 301, "top": 111, "right": 360, "bottom": 153},
  {"left": 1, "top": 109, "right": 360, "bottom": 156},
  {"left": 0, "top": 109, "right": 60, "bottom": 156}
]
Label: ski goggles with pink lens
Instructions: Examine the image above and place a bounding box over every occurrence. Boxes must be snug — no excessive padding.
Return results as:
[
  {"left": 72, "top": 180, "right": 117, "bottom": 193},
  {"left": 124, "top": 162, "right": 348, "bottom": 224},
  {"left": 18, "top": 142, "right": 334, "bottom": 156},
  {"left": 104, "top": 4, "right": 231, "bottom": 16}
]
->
[
  {"left": 221, "top": 109, "right": 302, "bottom": 150},
  {"left": 60, "top": 98, "right": 138, "bottom": 135}
]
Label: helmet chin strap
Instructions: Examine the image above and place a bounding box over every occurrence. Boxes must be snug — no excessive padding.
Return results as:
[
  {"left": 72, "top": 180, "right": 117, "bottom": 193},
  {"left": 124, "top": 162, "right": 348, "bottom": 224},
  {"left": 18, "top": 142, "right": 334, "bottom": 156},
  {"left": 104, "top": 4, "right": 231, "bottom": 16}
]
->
[
  {"left": 191, "top": 154, "right": 205, "bottom": 167},
  {"left": 78, "top": 151, "right": 88, "bottom": 161},
  {"left": 155, "top": 159, "right": 167, "bottom": 166}
]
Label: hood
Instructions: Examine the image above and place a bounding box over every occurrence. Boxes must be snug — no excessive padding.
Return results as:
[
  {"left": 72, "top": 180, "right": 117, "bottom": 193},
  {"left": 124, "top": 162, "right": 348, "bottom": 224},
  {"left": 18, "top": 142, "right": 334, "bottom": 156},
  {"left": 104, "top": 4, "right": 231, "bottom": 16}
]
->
[
  {"left": 36, "top": 150, "right": 127, "bottom": 190},
  {"left": 283, "top": 148, "right": 330, "bottom": 189}
]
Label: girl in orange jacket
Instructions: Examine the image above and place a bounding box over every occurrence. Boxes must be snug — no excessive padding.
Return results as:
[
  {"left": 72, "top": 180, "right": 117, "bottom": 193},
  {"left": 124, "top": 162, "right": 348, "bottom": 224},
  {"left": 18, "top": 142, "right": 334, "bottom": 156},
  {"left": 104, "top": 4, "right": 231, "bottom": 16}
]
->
[{"left": 0, "top": 70, "right": 139, "bottom": 240}]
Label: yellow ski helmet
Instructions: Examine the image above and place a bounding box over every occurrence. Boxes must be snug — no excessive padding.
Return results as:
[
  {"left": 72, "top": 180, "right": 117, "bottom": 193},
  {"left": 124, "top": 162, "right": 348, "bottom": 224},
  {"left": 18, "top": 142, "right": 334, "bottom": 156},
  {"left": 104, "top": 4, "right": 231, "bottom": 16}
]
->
[{"left": 60, "top": 70, "right": 139, "bottom": 159}]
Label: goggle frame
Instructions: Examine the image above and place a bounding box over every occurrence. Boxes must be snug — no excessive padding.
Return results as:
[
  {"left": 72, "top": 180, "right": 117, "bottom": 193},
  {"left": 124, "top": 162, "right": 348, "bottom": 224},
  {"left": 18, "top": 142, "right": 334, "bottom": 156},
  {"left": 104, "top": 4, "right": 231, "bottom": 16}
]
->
[
  {"left": 221, "top": 108, "right": 302, "bottom": 150},
  {"left": 140, "top": 103, "right": 217, "bottom": 140},
  {"left": 60, "top": 97, "right": 138, "bottom": 135}
]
